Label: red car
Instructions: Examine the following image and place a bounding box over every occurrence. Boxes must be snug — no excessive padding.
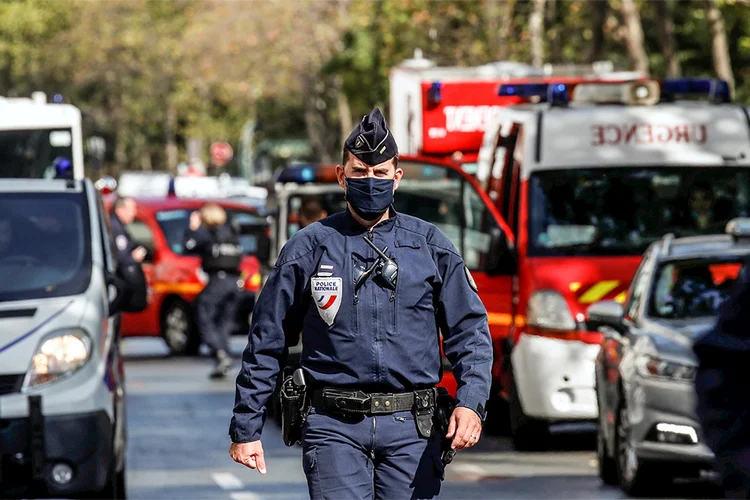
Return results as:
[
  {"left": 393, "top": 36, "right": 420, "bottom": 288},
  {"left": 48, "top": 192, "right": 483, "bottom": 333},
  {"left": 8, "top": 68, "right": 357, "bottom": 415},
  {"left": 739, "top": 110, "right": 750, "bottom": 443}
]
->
[{"left": 104, "top": 196, "right": 269, "bottom": 355}]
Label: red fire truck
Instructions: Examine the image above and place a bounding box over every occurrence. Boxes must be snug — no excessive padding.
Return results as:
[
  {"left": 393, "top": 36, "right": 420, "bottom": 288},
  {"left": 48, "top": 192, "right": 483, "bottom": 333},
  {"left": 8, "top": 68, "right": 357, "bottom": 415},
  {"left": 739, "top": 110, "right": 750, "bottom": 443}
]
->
[
  {"left": 388, "top": 51, "right": 644, "bottom": 172},
  {"left": 474, "top": 78, "right": 750, "bottom": 450}
]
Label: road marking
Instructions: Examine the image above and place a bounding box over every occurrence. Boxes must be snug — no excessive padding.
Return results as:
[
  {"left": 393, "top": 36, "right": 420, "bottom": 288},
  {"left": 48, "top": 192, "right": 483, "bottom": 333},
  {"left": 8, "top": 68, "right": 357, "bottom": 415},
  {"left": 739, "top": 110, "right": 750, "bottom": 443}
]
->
[
  {"left": 451, "top": 463, "right": 487, "bottom": 476},
  {"left": 211, "top": 472, "right": 244, "bottom": 490},
  {"left": 230, "top": 493, "right": 262, "bottom": 500}
]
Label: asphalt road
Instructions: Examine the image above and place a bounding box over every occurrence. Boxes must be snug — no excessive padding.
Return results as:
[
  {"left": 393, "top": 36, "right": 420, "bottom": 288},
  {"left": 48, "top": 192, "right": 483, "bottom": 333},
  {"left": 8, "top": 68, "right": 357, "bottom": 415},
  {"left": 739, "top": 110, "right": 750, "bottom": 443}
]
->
[{"left": 121, "top": 337, "right": 720, "bottom": 500}]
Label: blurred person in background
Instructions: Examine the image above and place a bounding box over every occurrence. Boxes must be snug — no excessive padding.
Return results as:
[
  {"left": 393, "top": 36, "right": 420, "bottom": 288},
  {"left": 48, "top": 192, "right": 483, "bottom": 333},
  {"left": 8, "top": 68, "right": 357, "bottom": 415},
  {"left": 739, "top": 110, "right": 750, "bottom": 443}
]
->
[
  {"left": 298, "top": 197, "right": 328, "bottom": 229},
  {"left": 685, "top": 182, "right": 718, "bottom": 232},
  {"left": 184, "top": 203, "right": 244, "bottom": 379},
  {"left": 110, "top": 196, "right": 147, "bottom": 266}
]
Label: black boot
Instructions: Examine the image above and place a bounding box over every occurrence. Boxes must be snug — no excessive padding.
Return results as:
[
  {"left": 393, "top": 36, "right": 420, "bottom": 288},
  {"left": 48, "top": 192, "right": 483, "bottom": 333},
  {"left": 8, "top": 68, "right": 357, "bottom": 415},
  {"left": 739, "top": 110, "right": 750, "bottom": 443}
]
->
[{"left": 210, "top": 349, "right": 232, "bottom": 379}]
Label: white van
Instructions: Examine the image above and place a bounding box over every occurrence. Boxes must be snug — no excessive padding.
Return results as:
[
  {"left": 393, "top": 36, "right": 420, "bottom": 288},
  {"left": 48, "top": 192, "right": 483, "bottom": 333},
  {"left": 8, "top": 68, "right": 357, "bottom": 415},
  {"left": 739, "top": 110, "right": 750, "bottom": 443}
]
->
[
  {"left": 0, "top": 93, "right": 84, "bottom": 179},
  {"left": 0, "top": 178, "right": 143, "bottom": 498}
]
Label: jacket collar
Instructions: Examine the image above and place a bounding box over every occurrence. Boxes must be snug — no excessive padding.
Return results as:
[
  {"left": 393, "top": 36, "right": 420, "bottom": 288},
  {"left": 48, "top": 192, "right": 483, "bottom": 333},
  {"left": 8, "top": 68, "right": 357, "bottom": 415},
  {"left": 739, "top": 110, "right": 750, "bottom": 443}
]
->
[{"left": 343, "top": 205, "right": 398, "bottom": 235}]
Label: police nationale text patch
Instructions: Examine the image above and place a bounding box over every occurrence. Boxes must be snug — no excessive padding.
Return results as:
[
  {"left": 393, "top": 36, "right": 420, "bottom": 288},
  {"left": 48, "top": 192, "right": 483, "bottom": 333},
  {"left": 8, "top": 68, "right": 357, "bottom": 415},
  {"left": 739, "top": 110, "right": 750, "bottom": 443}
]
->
[
  {"left": 311, "top": 277, "right": 342, "bottom": 326},
  {"left": 464, "top": 266, "right": 478, "bottom": 293}
]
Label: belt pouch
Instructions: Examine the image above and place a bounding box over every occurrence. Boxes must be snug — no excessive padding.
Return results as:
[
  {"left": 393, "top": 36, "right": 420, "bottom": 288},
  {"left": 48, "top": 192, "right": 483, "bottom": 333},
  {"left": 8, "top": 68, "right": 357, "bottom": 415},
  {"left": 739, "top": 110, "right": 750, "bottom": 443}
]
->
[
  {"left": 280, "top": 374, "right": 305, "bottom": 446},
  {"left": 413, "top": 390, "right": 435, "bottom": 438}
]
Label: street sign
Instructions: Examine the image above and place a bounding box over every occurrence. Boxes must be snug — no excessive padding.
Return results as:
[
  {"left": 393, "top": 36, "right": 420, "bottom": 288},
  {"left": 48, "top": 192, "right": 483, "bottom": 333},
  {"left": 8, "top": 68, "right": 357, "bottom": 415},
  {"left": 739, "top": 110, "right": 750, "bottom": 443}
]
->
[{"left": 210, "top": 142, "right": 234, "bottom": 167}]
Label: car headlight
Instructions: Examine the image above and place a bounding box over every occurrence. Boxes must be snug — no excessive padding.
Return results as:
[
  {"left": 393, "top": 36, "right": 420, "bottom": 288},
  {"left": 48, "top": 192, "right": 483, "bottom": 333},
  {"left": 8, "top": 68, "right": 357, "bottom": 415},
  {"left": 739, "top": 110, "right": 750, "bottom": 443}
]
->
[
  {"left": 26, "top": 329, "right": 92, "bottom": 388},
  {"left": 635, "top": 354, "right": 696, "bottom": 382},
  {"left": 527, "top": 291, "right": 577, "bottom": 330}
]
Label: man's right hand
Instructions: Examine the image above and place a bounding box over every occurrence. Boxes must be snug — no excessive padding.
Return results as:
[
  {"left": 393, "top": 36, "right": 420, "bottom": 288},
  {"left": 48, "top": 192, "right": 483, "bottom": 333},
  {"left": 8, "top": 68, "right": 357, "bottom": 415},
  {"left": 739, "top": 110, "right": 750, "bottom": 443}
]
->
[{"left": 229, "top": 441, "right": 266, "bottom": 474}]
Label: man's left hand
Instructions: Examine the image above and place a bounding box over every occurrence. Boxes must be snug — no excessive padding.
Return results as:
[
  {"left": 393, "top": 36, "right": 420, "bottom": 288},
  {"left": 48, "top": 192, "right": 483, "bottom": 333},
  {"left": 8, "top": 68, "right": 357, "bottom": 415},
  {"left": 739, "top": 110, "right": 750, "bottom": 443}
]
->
[{"left": 445, "top": 406, "right": 482, "bottom": 450}]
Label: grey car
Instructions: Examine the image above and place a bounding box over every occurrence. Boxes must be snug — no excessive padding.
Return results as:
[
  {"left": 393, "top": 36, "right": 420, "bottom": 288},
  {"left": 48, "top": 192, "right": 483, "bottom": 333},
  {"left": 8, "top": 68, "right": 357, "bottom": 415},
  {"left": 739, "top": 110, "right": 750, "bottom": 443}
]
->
[{"left": 589, "top": 225, "right": 750, "bottom": 497}]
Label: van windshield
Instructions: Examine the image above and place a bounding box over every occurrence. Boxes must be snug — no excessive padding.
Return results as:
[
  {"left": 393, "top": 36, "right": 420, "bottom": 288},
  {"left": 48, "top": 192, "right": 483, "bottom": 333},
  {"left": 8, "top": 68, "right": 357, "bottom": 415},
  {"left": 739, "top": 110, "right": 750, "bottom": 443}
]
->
[
  {"left": 528, "top": 167, "right": 750, "bottom": 257},
  {"left": 0, "top": 191, "right": 92, "bottom": 301},
  {"left": 0, "top": 128, "right": 74, "bottom": 178}
]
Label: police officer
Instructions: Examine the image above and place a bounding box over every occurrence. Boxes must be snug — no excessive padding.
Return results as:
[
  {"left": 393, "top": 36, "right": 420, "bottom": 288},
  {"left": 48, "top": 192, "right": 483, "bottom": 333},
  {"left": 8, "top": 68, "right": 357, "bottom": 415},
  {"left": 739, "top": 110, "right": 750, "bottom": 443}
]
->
[
  {"left": 184, "top": 203, "right": 244, "bottom": 379},
  {"left": 694, "top": 259, "right": 750, "bottom": 498},
  {"left": 229, "top": 109, "right": 492, "bottom": 499},
  {"left": 110, "top": 196, "right": 147, "bottom": 266}
]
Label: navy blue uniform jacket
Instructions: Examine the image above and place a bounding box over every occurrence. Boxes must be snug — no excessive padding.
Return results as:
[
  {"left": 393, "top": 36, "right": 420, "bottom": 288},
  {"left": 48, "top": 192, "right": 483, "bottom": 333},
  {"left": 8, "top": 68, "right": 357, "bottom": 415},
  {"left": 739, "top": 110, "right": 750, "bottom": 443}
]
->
[
  {"left": 110, "top": 213, "right": 137, "bottom": 267},
  {"left": 230, "top": 208, "right": 493, "bottom": 442}
]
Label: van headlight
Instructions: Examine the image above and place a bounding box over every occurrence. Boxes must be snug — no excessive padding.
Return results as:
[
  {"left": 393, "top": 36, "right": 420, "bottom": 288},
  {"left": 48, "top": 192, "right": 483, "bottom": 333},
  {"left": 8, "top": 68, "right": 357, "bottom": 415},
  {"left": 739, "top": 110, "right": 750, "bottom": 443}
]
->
[
  {"left": 635, "top": 354, "right": 696, "bottom": 382},
  {"left": 26, "top": 329, "right": 92, "bottom": 388},
  {"left": 527, "top": 291, "right": 577, "bottom": 331}
]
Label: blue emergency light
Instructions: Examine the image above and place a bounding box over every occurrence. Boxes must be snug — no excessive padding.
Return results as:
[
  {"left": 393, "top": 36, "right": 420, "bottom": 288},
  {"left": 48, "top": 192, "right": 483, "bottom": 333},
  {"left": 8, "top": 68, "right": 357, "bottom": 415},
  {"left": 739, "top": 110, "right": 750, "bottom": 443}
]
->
[
  {"left": 661, "top": 78, "right": 730, "bottom": 103},
  {"left": 53, "top": 157, "right": 73, "bottom": 180},
  {"left": 276, "top": 164, "right": 324, "bottom": 184},
  {"left": 497, "top": 83, "right": 569, "bottom": 106},
  {"left": 497, "top": 77, "right": 731, "bottom": 106},
  {"left": 426, "top": 82, "right": 442, "bottom": 108}
]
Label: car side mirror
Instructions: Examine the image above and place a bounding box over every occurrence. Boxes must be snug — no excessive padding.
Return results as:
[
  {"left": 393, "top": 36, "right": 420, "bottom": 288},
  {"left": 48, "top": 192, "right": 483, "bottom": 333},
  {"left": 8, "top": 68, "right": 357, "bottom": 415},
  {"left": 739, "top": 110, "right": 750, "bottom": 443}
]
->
[
  {"left": 484, "top": 228, "right": 516, "bottom": 276},
  {"left": 586, "top": 300, "right": 624, "bottom": 332}
]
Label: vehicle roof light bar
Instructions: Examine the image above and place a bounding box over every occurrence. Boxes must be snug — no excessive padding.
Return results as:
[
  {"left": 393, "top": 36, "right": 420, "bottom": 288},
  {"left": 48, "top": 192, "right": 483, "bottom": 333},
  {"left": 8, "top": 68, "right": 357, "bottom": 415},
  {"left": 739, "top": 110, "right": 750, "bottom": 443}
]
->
[
  {"left": 497, "top": 83, "right": 570, "bottom": 106},
  {"left": 661, "top": 78, "right": 731, "bottom": 104},
  {"left": 498, "top": 77, "right": 732, "bottom": 106}
]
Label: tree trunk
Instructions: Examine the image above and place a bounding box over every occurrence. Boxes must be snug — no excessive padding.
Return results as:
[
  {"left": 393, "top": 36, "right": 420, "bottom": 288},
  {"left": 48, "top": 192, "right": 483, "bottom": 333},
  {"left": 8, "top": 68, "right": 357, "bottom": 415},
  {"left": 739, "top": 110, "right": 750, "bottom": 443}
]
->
[
  {"left": 705, "top": 0, "right": 735, "bottom": 94},
  {"left": 654, "top": 0, "right": 681, "bottom": 78},
  {"left": 529, "top": 0, "right": 546, "bottom": 67},
  {"left": 165, "top": 100, "right": 178, "bottom": 174},
  {"left": 619, "top": 0, "right": 649, "bottom": 73},
  {"left": 114, "top": 127, "right": 128, "bottom": 174},
  {"left": 547, "top": 0, "right": 562, "bottom": 63},
  {"left": 498, "top": 0, "right": 516, "bottom": 60},
  {"left": 336, "top": 78, "right": 353, "bottom": 149},
  {"left": 590, "top": 0, "right": 608, "bottom": 63},
  {"left": 485, "top": 0, "right": 501, "bottom": 58},
  {"left": 303, "top": 78, "right": 334, "bottom": 164}
]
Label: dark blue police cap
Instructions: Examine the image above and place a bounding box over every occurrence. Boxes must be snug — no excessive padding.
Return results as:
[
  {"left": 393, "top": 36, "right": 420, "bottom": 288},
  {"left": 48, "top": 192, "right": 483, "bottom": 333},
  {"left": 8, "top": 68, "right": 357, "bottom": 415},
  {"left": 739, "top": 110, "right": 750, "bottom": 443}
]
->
[{"left": 344, "top": 108, "right": 398, "bottom": 166}]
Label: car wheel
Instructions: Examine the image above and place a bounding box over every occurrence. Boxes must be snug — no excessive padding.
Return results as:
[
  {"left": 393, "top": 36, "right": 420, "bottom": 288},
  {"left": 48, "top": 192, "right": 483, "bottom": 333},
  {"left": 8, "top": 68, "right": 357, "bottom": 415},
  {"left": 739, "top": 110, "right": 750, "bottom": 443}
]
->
[
  {"left": 615, "top": 400, "right": 666, "bottom": 496},
  {"left": 484, "top": 384, "right": 511, "bottom": 436},
  {"left": 509, "top": 373, "right": 548, "bottom": 451},
  {"left": 161, "top": 300, "right": 200, "bottom": 356},
  {"left": 597, "top": 419, "right": 618, "bottom": 485}
]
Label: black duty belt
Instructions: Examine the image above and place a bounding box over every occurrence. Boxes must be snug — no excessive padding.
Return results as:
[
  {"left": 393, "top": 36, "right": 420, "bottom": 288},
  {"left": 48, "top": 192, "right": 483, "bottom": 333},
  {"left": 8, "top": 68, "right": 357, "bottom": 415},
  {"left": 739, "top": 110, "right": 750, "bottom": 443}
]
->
[{"left": 310, "top": 387, "right": 436, "bottom": 416}]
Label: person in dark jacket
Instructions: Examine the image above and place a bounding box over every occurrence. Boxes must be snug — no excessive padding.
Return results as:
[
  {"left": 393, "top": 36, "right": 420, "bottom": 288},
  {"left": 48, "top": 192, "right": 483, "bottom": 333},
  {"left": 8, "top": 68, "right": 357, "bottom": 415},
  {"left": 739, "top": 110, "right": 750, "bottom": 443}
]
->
[
  {"left": 110, "top": 196, "right": 147, "bottom": 266},
  {"left": 694, "top": 259, "right": 750, "bottom": 498},
  {"left": 183, "top": 203, "right": 244, "bottom": 379}
]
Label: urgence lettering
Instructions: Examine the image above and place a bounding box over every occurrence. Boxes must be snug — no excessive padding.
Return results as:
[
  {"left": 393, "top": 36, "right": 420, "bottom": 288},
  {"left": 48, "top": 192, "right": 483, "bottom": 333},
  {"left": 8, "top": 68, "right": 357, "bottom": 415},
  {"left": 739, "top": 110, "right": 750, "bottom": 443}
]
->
[
  {"left": 443, "top": 105, "right": 504, "bottom": 133},
  {"left": 591, "top": 123, "right": 708, "bottom": 146}
]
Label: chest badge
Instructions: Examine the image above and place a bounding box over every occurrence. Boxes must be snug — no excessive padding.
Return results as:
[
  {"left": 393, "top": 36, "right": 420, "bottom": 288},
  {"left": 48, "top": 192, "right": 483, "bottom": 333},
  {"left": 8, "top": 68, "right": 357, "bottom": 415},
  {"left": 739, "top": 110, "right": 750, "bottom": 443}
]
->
[{"left": 311, "top": 277, "right": 343, "bottom": 326}]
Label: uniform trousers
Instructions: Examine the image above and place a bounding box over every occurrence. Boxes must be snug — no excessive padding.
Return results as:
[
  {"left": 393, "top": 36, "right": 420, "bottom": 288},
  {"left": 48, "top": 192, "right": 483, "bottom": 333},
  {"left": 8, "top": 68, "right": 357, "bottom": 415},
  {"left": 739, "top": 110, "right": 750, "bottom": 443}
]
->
[
  {"left": 196, "top": 272, "right": 239, "bottom": 356},
  {"left": 301, "top": 407, "right": 444, "bottom": 500}
]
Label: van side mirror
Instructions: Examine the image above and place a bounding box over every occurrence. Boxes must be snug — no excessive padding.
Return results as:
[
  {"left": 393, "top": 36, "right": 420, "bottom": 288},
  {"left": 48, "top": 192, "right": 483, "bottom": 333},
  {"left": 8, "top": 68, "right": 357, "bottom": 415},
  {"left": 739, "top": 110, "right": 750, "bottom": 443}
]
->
[
  {"left": 484, "top": 228, "right": 516, "bottom": 276},
  {"left": 586, "top": 300, "right": 624, "bottom": 332}
]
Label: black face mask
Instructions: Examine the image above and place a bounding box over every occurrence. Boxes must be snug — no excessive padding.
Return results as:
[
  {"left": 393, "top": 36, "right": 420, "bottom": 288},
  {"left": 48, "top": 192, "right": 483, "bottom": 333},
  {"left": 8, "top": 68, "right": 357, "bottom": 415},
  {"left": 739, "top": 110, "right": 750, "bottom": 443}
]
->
[{"left": 345, "top": 176, "right": 395, "bottom": 221}]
